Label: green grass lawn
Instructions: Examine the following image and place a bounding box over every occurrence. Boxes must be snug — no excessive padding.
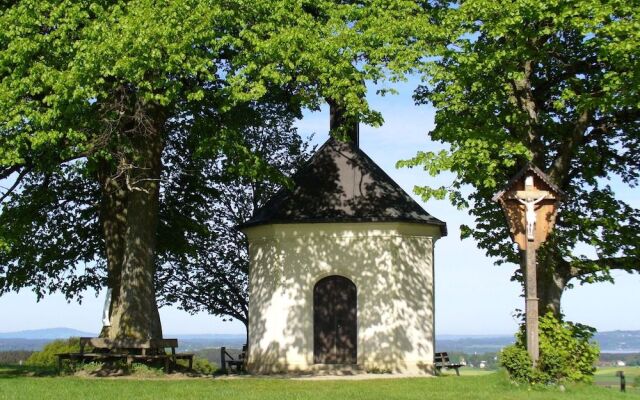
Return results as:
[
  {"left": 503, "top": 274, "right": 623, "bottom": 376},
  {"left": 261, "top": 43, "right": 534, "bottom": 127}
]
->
[
  {"left": 443, "top": 367, "right": 494, "bottom": 376},
  {"left": 0, "top": 365, "right": 638, "bottom": 400}
]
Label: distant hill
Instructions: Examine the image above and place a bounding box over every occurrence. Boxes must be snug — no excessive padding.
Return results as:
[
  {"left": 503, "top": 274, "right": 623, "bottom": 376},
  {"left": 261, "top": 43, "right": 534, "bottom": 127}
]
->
[
  {"left": 436, "top": 330, "right": 640, "bottom": 353},
  {"left": 436, "top": 335, "right": 514, "bottom": 353},
  {"left": 0, "top": 327, "right": 95, "bottom": 340},
  {"left": 594, "top": 330, "right": 640, "bottom": 353},
  {"left": 0, "top": 328, "right": 246, "bottom": 351},
  {"left": 1, "top": 327, "right": 638, "bottom": 353},
  {"left": 176, "top": 335, "right": 246, "bottom": 351}
]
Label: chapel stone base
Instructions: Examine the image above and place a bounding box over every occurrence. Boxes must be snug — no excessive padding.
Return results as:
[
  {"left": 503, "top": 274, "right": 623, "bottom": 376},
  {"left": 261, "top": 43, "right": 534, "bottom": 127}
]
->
[{"left": 246, "top": 360, "right": 436, "bottom": 376}]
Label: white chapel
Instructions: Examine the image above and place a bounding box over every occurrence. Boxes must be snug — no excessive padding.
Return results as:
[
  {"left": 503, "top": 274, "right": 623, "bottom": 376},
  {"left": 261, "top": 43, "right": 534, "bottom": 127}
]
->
[{"left": 240, "top": 126, "right": 446, "bottom": 374}]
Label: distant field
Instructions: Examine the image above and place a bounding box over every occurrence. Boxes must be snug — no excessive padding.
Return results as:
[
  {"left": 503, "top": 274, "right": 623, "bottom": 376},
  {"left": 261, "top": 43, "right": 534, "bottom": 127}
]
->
[
  {"left": 1, "top": 366, "right": 638, "bottom": 400},
  {"left": 594, "top": 366, "right": 640, "bottom": 392},
  {"left": 2, "top": 328, "right": 638, "bottom": 353}
]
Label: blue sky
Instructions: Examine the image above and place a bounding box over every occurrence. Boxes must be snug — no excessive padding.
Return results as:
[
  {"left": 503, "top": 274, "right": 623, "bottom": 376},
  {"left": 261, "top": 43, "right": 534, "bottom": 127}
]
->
[{"left": 0, "top": 78, "right": 638, "bottom": 336}]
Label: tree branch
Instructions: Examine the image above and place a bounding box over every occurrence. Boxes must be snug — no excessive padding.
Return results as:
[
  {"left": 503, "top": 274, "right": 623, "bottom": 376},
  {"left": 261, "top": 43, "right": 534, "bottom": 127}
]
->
[
  {"left": 0, "top": 165, "right": 23, "bottom": 181},
  {"left": 586, "top": 109, "right": 640, "bottom": 142},
  {"left": 549, "top": 109, "right": 592, "bottom": 187},
  {"left": 510, "top": 60, "right": 545, "bottom": 161},
  {"left": 569, "top": 256, "right": 640, "bottom": 279},
  {"left": 532, "top": 57, "right": 602, "bottom": 102},
  {"left": 214, "top": 265, "right": 248, "bottom": 318},
  {"left": 0, "top": 167, "right": 31, "bottom": 203}
]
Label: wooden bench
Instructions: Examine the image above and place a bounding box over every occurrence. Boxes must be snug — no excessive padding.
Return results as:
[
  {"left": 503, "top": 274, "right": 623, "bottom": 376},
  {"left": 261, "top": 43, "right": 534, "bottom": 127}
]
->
[
  {"left": 56, "top": 337, "right": 194, "bottom": 373},
  {"left": 434, "top": 352, "right": 463, "bottom": 376},
  {"left": 220, "top": 344, "right": 246, "bottom": 373}
]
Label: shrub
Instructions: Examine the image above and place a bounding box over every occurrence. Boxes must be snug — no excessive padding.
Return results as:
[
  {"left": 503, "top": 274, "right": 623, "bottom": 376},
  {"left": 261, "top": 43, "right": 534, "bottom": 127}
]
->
[
  {"left": 129, "top": 362, "right": 164, "bottom": 377},
  {"left": 192, "top": 358, "right": 216, "bottom": 375},
  {"left": 500, "top": 345, "right": 538, "bottom": 383},
  {"left": 500, "top": 312, "right": 599, "bottom": 385},
  {"left": 177, "top": 357, "right": 217, "bottom": 374},
  {"left": 79, "top": 362, "right": 104, "bottom": 374},
  {"left": 537, "top": 314, "right": 598, "bottom": 383},
  {"left": 25, "top": 337, "right": 80, "bottom": 368}
]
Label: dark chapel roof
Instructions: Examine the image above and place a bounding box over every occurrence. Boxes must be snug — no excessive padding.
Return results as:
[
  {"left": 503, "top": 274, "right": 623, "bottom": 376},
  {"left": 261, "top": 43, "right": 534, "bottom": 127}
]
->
[{"left": 240, "top": 138, "right": 447, "bottom": 236}]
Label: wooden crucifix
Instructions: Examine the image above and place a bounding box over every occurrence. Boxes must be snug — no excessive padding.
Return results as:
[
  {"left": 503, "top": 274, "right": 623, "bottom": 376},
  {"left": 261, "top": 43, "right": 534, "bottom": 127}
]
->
[{"left": 493, "top": 164, "right": 564, "bottom": 364}]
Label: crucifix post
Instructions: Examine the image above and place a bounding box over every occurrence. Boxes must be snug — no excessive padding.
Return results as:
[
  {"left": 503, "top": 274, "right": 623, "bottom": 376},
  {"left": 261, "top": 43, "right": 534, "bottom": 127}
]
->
[
  {"left": 493, "top": 164, "right": 564, "bottom": 367},
  {"left": 524, "top": 239, "right": 539, "bottom": 363},
  {"left": 518, "top": 175, "right": 544, "bottom": 364}
]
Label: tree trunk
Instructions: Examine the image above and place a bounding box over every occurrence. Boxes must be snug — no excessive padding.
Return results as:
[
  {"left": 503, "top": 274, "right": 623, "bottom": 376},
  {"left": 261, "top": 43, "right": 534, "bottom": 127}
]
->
[
  {"left": 536, "top": 265, "right": 566, "bottom": 318},
  {"left": 327, "top": 98, "right": 359, "bottom": 146},
  {"left": 98, "top": 113, "right": 165, "bottom": 340},
  {"left": 108, "top": 130, "right": 164, "bottom": 340},
  {"left": 536, "top": 250, "right": 572, "bottom": 319},
  {"left": 98, "top": 162, "right": 127, "bottom": 338}
]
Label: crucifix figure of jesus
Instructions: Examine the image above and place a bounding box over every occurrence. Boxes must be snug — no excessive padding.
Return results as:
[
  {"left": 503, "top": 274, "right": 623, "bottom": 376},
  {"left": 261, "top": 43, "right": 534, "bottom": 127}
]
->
[{"left": 517, "top": 194, "right": 547, "bottom": 241}]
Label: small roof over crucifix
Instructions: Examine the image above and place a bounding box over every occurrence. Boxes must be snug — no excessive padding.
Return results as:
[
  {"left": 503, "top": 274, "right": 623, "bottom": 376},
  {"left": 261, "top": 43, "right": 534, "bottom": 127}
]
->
[{"left": 493, "top": 163, "right": 564, "bottom": 250}]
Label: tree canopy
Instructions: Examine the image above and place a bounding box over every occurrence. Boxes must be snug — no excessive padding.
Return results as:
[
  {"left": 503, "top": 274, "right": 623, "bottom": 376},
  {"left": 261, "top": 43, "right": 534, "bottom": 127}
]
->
[
  {"left": 400, "top": 0, "right": 640, "bottom": 314},
  {"left": 156, "top": 98, "right": 312, "bottom": 334},
  {"left": 0, "top": 0, "right": 431, "bottom": 339}
]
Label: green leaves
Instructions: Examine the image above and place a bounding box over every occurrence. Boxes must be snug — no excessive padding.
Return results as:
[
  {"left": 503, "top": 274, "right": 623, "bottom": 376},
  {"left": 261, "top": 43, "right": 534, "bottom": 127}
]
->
[
  {"left": 402, "top": 0, "right": 640, "bottom": 285},
  {"left": 1, "top": 0, "right": 434, "bottom": 174},
  {"left": 155, "top": 98, "right": 312, "bottom": 324},
  {"left": 2, "top": 0, "right": 436, "bottom": 308},
  {"left": 501, "top": 313, "right": 599, "bottom": 384},
  {"left": 0, "top": 161, "right": 104, "bottom": 300}
]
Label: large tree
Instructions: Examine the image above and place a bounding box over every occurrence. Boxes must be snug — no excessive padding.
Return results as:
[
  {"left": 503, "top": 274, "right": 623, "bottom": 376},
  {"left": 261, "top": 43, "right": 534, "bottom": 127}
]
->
[
  {"left": 1, "top": 0, "right": 266, "bottom": 340},
  {"left": 401, "top": 0, "right": 640, "bottom": 316},
  {"left": 0, "top": 0, "right": 429, "bottom": 339},
  {"left": 0, "top": 93, "right": 304, "bottom": 331}
]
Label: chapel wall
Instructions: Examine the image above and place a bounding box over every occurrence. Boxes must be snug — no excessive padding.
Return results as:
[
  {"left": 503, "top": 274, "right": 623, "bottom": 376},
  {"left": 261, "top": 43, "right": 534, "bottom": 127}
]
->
[{"left": 245, "top": 222, "right": 438, "bottom": 374}]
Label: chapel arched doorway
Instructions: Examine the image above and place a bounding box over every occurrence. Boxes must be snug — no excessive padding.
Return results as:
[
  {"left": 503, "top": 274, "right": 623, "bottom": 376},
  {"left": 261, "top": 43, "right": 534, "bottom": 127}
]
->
[{"left": 313, "top": 275, "right": 357, "bottom": 364}]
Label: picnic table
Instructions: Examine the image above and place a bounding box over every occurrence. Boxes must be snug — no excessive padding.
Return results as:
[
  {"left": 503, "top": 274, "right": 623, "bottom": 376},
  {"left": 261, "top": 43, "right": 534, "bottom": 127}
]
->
[{"left": 56, "top": 337, "right": 194, "bottom": 373}]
